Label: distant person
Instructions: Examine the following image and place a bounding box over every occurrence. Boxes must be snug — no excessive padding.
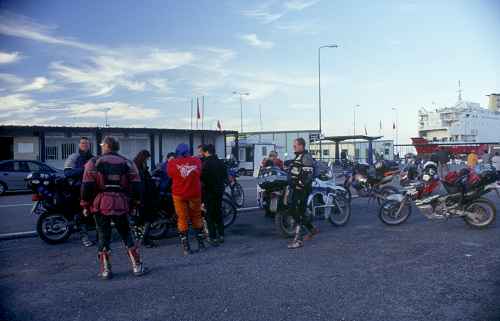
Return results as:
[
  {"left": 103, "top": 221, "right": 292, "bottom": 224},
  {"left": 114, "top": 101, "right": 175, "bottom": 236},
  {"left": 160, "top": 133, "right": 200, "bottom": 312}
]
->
[
  {"left": 64, "top": 136, "right": 95, "bottom": 247},
  {"left": 167, "top": 143, "right": 205, "bottom": 255},
  {"left": 200, "top": 144, "right": 227, "bottom": 246},
  {"left": 491, "top": 152, "right": 500, "bottom": 177},
  {"left": 481, "top": 149, "right": 492, "bottom": 166},
  {"left": 81, "top": 136, "right": 147, "bottom": 279},
  {"left": 467, "top": 150, "right": 479, "bottom": 170},
  {"left": 261, "top": 151, "right": 284, "bottom": 169},
  {"left": 133, "top": 150, "right": 157, "bottom": 248},
  {"left": 197, "top": 144, "right": 205, "bottom": 159},
  {"left": 437, "top": 147, "right": 450, "bottom": 177}
]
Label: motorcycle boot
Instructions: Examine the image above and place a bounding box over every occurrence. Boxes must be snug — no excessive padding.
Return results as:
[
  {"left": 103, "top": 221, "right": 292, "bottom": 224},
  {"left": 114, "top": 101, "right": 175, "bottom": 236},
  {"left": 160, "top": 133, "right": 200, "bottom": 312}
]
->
[
  {"left": 179, "top": 232, "right": 193, "bottom": 256},
  {"left": 195, "top": 229, "right": 207, "bottom": 252},
  {"left": 303, "top": 226, "right": 319, "bottom": 241},
  {"left": 288, "top": 225, "right": 304, "bottom": 249},
  {"left": 97, "top": 250, "right": 112, "bottom": 280},
  {"left": 80, "top": 225, "right": 95, "bottom": 247},
  {"left": 127, "top": 246, "right": 148, "bottom": 276}
]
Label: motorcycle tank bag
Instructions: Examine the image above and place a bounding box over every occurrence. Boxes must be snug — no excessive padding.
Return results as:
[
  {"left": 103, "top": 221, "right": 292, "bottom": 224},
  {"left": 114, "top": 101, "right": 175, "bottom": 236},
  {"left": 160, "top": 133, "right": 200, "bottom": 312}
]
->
[{"left": 258, "top": 168, "right": 288, "bottom": 191}]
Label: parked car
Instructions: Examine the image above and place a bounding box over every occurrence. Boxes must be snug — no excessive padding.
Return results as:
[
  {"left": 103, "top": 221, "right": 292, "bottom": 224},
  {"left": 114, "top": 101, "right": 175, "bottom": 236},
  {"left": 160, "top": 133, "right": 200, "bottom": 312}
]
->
[{"left": 0, "top": 160, "right": 63, "bottom": 195}]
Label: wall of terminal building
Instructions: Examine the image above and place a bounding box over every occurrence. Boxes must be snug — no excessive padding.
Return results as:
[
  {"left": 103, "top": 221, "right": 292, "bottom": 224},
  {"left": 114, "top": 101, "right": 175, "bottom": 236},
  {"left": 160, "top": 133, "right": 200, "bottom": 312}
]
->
[
  {"left": 0, "top": 127, "right": 231, "bottom": 169},
  {"left": 240, "top": 130, "right": 320, "bottom": 160},
  {"left": 310, "top": 140, "right": 394, "bottom": 161}
]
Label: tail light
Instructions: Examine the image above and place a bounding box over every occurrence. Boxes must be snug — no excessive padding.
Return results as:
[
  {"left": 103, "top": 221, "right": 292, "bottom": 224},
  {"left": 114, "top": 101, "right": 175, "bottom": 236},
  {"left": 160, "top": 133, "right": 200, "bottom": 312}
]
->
[{"left": 32, "top": 194, "right": 43, "bottom": 201}]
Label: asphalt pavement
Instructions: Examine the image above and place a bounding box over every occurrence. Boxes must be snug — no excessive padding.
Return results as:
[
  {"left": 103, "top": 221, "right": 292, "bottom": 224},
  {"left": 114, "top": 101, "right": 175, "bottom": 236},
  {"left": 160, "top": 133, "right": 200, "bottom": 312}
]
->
[{"left": 1, "top": 188, "right": 500, "bottom": 321}]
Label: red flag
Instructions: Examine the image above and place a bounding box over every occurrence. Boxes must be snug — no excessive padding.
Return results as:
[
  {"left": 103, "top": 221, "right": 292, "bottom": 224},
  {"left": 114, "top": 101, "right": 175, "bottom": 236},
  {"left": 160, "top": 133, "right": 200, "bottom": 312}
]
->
[
  {"left": 217, "top": 120, "right": 222, "bottom": 131},
  {"left": 196, "top": 97, "right": 201, "bottom": 119}
]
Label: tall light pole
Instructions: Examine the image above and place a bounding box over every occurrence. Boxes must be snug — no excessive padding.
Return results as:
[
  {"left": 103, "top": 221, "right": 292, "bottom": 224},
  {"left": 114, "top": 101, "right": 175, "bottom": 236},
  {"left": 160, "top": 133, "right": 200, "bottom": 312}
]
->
[
  {"left": 353, "top": 104, "right": 360, "bottom": 137},
  {"left": 233, "top": 91, "right": 250, "bottom": 133},
  {"left": 392, "top": 107, "right": 399, "bottom": 156},
  {"left": 318, "top": 44, "right": 338, "bottom": 160},
  {"left": 103, "top": 107, "right": 111, "bottom": 127}
]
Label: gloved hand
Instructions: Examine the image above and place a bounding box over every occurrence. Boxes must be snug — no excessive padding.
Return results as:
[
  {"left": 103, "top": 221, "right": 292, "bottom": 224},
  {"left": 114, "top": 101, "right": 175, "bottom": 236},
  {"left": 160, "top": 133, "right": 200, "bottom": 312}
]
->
[{"left": 82, "top": 208, "right": 90, "bottom": 217}]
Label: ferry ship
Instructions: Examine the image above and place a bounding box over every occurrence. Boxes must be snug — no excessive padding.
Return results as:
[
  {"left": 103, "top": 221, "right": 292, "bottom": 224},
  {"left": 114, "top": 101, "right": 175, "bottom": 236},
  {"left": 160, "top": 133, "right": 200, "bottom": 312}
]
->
[{"left": 412, "top": 86, "right": 500, "bottom": 155}]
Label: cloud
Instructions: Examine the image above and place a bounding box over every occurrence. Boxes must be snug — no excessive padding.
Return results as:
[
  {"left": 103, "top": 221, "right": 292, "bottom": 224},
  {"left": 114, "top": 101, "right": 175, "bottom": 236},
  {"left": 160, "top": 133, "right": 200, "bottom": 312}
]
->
[
  {"left": 0, "top": 73, "right": 24, "bottom": 84},
  {"left": 239, "top": 34, "right": 274, "bottom": 49},
  {"left": 0, "top": 51, "right": 21, "bottom": 64},
  {"left": 66, "top": 101, "right": 160, "bottom": 120},
  {"left": 16, "top": 77, "right": 49, "bottom": 91},
  {"left": 241, "top": 0, "right": 319, "bottom": 24},
  {"left": 0, "top": 12, "right": 103, "bottom": 52},
  {"left": 50, "top": 50, "right": 193, "bottom": 96},
  {"left": 284, "top": 0, "right": 320, "bottom": 11},
  {"left": 148, "top": 78, "right": 171, "bottom": 93},
  {"left": 0, "top": 94, "right": 35, "bottom": 111}
]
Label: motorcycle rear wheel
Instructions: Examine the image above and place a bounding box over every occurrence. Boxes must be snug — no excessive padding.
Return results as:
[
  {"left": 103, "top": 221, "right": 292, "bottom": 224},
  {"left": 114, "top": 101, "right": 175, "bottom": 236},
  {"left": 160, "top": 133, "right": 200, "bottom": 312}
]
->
[
  {"left": 463, "top": 198, "right": 496, "bottom": 229},
  {"left": 36, "top": 211, "right": 72, "bottom": 244},
  {"left": 230, "top": 182, "right": 245, "bottom": 208},
  {"left": 378, "top": 199, "right": 412, "bottom": 226}
]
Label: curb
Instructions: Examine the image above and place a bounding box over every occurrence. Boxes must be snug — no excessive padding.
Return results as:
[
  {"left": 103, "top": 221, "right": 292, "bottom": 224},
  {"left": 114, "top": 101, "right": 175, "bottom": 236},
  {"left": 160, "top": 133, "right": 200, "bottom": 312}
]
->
[
  {"left": 0, "top": 231, "right": 37, "bottom": 241},
  {"left": 0, "top": 207, "right": 263, "bottom": 241}
]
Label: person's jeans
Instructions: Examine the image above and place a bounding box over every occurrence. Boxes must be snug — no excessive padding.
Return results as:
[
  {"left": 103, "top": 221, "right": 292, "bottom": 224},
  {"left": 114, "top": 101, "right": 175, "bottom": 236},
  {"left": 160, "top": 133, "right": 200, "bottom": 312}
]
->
[
  {"left": 289, "top": 188, "right": 314, "bottom": 232},
  {"left": 205, "top": 193, "right": 224, "bottom": 239},
  {"left": 172, "top": 196, "right": 203, "bottom": 233},
  {"left": 94, "top": 213, "right": 135, "bottom": 252}
]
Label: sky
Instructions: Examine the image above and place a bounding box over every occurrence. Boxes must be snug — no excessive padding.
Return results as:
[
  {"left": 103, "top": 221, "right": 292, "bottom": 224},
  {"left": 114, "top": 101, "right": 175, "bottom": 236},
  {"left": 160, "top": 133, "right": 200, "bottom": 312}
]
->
[{"left": 0, "top": 0, "right": 499, "bottom": 143}]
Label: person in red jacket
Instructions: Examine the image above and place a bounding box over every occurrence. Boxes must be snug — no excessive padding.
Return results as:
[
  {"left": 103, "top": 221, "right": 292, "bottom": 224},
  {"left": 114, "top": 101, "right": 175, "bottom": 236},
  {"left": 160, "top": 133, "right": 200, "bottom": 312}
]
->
[
  {"left": 81, "top": 136, "right": 147, "bottom": 279},
  {"left": 167, "top": 143, "right": 206, "bottom": 255}
]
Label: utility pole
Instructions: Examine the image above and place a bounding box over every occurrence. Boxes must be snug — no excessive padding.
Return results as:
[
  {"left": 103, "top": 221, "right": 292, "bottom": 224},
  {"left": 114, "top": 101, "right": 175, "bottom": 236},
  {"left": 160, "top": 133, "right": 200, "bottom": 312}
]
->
[
  {"left": 318, "top": 44, "right": 338, "bottom": 160},
  {"left": 233, "top": 91, "right": 250, "bottom": 133}
]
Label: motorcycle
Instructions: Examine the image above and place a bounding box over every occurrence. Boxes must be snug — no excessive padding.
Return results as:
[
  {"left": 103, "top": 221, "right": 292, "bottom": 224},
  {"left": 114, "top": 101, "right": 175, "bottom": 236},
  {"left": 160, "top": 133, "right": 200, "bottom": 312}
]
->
[
  {"left": 225, "top": 159, "right": 245, "bottom": 208},
  {"left": 379, "top": 163, "right": 499, "bottom": 228},
  {"left": 343, "top": 160, "right": 400, "bottom": 204},
  {"left": 144, "top": 176, "right": 239, "bottom": 240},
  {"left": 26, "top": 172, "right": 94, "bottom": 244},
  {"left": 259, "top": 163, "right": 352, "bottom": 238}
]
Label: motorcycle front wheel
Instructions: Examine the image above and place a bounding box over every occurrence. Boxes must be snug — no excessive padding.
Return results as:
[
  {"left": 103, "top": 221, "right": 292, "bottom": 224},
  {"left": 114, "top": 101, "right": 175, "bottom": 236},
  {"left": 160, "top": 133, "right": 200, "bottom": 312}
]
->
[
  {"left": 274, "top": 212, "right": 296, "bottom": 238},
  {"left": 376, "top": 185, "right": 400, "bottom": 206},
  {"left": 463, "top": 198, "right": 496, "bottom": 229},
  {"left": 230, "top": 182, "right": 245, "bottom": 208},
  {"left": 328, "top": 193, "right": 351, "bottom": 226},
  {"left": 378, "top": 199, "right": 412, "bottom": 226},
  {"left": 36, "top": 211, "right": 72, "bottom": 244},
  {"left": 222, "top": 198, "right": 238, "bottom": 228}
]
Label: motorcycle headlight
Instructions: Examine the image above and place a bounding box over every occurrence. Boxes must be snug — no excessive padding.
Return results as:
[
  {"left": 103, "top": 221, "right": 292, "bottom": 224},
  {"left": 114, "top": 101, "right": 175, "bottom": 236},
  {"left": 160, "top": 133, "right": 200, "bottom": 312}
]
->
[
  {"left": 43, "top": 180, "right": 50, "bottom": 186},
  {"left": 31, "top": 179, "right": 40, "bottom": 184},
  {"left": 422, "top": 174, "right": 431, "bottom": 182}
]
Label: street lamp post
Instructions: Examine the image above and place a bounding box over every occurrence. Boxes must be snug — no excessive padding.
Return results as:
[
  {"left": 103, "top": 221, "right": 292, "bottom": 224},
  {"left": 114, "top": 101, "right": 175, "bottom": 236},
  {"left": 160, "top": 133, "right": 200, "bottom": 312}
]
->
[
  {"left": 353, "top": 104, "right": 360, "bottom": 137},
  {"left": 233, "top": 91, "right": 250, "bottom": 133},
  {"left": 392, "top": 107, "right": 399, "bottom": 156},
  {"left": 318, "top": 44, "right": 338, "bottom": 160}
]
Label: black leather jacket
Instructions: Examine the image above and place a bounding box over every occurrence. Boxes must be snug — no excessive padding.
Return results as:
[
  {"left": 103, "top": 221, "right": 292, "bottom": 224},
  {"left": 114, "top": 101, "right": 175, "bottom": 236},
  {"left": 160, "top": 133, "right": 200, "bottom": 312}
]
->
[{"left": 289, "top": 150, "right": 314, "bottom": 190}]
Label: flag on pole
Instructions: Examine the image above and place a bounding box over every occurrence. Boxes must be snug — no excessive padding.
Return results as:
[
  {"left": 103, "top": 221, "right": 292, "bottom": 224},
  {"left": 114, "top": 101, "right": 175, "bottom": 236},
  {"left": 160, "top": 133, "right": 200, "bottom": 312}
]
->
[
  {"left": 196, "top": 97, "right": 201, "bottom": 119},
  {"left": 393, "top": 122, "right": 396, "bottom": 130},
  {"left": 364, "top": 125, "right": 368, "bottom": 136},
  {"left": 217, "top": 120, "right": 223, "bottom": 132},
  {"left": 379, "top": 120, "right": 382, "bottom": 131}
]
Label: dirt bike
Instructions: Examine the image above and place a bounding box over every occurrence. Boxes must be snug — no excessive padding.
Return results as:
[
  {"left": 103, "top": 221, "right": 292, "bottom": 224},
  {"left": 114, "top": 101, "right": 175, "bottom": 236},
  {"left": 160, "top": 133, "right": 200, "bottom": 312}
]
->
[{"left": 379, "top": 166, "right": 499, "bottom": 228}]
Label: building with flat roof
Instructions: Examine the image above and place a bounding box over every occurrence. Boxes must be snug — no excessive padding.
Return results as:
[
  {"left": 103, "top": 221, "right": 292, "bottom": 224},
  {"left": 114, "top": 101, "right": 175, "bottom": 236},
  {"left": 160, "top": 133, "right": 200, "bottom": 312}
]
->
[{"left": 0, "top": 125, "right": 237, "bottom": 169}]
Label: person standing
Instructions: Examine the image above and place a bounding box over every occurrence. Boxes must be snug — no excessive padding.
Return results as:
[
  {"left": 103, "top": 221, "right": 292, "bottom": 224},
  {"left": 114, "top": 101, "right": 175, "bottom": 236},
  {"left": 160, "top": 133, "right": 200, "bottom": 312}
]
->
[
  {"left": 133, "top": 150, "right": 157, "bottom": 248},
  {"left": 287, "top": 138, "right": 318, "bottom": 249},
  {"left": 491, "top": 152, "right": 500, "bottom": 177},
  {"left": 81, "top": 136, "right": 147, "bottom": 280},
  {"left": 167, "top": 143, "right": 206, "bottom": 255},
  {"left": 200, "top": 144, "right": 227, "bottom": 246},
  {"left": 64, "top": 136, "right": 95, "bottom": 247},
  {"left": 481, "top": 149, "right": 492, "bottom": 167},
  {"left": 467, "top": 150, "right": 479, "bottom": 170}
]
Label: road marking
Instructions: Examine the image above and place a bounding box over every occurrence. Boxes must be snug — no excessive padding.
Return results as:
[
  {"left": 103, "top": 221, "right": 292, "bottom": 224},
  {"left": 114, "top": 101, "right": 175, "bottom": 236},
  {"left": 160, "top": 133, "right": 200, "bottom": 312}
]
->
[
  {"left": 0, "top": 230, "right": 37, "bottom": 240},
  {"left": 0, "top": 203, "right": 33, "bottom": 208}
]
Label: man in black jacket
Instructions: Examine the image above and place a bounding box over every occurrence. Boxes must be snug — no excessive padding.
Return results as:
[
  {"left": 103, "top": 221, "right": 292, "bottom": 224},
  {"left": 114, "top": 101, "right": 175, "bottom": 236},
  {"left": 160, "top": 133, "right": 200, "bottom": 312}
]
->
[
  {"left": 287, "top": 137, "right": 318, "bottom": 249},
  {"left": 64, "top": 136, "right": 95, "bottom": 247},
  {"left": 200, "top": 144, "right": 227, "bottom": 246}
]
